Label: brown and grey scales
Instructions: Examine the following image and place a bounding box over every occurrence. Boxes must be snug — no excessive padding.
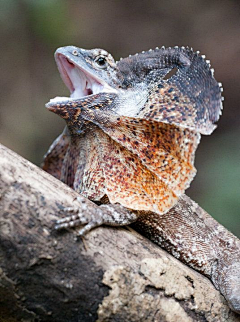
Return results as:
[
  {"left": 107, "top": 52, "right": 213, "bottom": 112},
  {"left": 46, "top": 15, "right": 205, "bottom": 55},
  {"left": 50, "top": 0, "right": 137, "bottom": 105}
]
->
[{"left": 42, "top": 46, "right": 240, "bottom": 313}]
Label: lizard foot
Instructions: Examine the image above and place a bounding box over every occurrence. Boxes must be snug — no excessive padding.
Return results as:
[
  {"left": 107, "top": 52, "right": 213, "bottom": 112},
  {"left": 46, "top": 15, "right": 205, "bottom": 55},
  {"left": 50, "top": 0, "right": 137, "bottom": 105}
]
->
[{"left": 55, "top": 198, "right": 138, "bottom": 236}]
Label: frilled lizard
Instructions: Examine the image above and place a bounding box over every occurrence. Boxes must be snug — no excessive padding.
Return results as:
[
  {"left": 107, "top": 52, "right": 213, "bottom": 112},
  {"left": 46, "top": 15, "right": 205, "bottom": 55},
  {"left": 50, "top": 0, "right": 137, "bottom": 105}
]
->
[{"left": 42, "top": 46, "right": 240, "bottom": 313}]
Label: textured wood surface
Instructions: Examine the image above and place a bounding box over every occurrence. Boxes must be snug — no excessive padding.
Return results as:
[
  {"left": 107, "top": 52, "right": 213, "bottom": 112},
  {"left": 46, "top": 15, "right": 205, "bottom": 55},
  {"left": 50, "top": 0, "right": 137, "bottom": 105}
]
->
[{"left": 0, "top": 144, "right": 239, "bottom": 322}]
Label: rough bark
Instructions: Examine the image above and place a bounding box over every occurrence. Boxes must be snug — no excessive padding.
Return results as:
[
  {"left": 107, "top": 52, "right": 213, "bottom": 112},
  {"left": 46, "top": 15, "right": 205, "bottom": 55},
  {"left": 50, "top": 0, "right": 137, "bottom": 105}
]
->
[{"left": 0, "top": 144, "right": 239, "bottom": 322}]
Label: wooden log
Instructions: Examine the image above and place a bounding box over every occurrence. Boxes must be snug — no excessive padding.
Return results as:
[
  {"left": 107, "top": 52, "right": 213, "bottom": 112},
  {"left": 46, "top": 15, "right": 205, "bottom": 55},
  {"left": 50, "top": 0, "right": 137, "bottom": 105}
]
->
[{"left": 0, "top": 144, "right": 239, "bottom": 322}]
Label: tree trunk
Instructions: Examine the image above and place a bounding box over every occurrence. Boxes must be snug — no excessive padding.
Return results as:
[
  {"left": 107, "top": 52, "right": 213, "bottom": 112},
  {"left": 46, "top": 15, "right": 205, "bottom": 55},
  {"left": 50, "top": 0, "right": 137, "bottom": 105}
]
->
[{"left": 0, "top": 144, "right": 239, "bottom": 322}]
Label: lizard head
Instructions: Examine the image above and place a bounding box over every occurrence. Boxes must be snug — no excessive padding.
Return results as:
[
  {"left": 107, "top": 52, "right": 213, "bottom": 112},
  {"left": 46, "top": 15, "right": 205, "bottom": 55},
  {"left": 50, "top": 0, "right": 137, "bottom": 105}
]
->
[{"left": 49, "top": 46, "right": 120, "bottom": 105}]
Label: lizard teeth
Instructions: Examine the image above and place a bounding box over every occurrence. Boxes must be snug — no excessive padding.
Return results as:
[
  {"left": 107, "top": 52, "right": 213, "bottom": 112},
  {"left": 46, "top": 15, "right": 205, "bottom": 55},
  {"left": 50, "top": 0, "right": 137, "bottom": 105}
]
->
[{"left": 49, "top": 96, "right": 72, "bottom": 103}]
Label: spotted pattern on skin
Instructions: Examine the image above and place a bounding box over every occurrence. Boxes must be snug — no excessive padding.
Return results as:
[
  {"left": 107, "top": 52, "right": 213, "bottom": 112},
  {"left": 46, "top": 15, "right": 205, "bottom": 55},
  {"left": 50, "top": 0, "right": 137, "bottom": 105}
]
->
[
  {"left": 70, "top": 128, "right": 178, "bottom": 213},
  {"left": 48, "top": 97, "right": 199, "bottom": 213},
  {"left": 140, "top": 81, "right": 218, "bottom": 135},
  {"left": 59, "top": 124, "right": 178, "bottom": 213},
  {"left": 73, "top": 126, "right": 106, "bottom": 200},
  {"left": 140, "top": 84, "right": 199, "bottom": 130},
  {"left": 78, "top": 108, "right": 200, "bottom": 197},
  {"left": 42, "top": 127, "right": 70, "bottom": 179}
]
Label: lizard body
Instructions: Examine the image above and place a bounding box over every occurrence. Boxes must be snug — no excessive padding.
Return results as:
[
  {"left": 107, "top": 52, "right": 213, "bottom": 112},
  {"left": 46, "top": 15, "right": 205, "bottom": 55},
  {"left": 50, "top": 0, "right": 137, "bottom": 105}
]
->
[
  {"left": 43, "top": 46, "right": 239, "bottom": 313},
  {"left": 44, "top": 45, "right": 220, "bottom": 214}
]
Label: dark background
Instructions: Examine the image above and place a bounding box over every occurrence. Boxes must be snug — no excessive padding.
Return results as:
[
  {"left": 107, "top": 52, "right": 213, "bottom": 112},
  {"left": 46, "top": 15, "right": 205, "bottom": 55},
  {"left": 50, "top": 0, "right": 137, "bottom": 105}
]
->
[{"left": 0, "top": 0, "right": 239, "bottom": 237}]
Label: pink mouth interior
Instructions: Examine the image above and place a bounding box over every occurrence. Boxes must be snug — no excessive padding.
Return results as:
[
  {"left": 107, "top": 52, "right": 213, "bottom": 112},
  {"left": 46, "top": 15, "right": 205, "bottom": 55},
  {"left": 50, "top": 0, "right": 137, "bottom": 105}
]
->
[{"left": 56, "top": 54, "right": 104, "bottom": 99}]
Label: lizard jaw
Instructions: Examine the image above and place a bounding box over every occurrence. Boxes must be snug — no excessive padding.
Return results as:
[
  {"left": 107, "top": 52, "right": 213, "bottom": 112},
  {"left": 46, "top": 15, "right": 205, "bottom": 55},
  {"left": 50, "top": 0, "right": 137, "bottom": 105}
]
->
[{"left": 49, "top": 53, "right": 116, "bottom": 104}]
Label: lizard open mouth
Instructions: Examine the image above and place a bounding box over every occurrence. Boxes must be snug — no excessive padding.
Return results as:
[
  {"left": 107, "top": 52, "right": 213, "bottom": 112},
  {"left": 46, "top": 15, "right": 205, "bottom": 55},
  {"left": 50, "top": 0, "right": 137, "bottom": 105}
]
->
[{"left": 49, "top": 53, "right": 116, "bottom": 104}]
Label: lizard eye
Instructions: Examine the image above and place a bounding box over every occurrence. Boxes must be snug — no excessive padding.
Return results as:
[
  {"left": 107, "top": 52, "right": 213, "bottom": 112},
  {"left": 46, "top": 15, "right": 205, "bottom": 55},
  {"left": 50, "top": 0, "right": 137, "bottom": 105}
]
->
[
  {"left": 95, "top": 56, "right": 107, "bottom": 68},
  {"left": 72, "top": 50, "right": 78, "bottom": 56}
]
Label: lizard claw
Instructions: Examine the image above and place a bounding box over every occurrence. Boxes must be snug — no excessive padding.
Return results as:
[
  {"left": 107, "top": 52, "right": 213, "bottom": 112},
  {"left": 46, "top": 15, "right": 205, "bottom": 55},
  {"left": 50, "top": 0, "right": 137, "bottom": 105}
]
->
[
  {"left": 54, "top": 213, "right": 89, "bottom": 230},
  {"left": 54, "top": 198, "right": 138, "bottom": 236},
  {"left": 55, "top": 202, "right": 104, "bottom": 236}
]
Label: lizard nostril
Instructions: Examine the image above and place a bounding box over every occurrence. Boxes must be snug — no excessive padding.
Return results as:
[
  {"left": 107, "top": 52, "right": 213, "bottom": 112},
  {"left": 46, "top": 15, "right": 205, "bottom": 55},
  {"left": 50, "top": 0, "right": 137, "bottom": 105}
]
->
[{"left": 72, "top": 50, "right": 78, "bottom": 56}]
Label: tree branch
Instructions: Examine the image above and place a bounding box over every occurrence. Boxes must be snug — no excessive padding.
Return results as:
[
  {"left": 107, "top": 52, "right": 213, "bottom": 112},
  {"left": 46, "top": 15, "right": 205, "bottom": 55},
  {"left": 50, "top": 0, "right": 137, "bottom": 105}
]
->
[{"left": 0, "top": 144, "right": 239, "bottom": 322}]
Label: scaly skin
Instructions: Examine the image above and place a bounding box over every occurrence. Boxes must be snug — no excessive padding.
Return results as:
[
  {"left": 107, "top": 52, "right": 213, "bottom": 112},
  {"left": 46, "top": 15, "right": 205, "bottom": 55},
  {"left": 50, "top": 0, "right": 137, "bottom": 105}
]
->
[{"left": 42, "top": 46, "right": 239, "bottom": 313}]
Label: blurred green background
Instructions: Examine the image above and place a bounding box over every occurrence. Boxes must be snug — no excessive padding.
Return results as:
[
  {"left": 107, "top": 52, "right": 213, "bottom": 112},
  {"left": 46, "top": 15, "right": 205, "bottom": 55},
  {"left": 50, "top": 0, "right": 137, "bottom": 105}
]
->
[{"left": 0, "top": 0, "right": 239, "bottom": 237}]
